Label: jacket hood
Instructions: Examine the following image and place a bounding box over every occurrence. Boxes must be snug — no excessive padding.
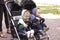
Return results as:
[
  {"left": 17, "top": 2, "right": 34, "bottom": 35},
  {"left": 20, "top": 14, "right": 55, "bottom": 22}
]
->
[
  {"left": 21, "top": 9, "right": 28, "bottom": 20},
  {"left": 32, "top": 8, "right": 38, "bottom": 16}
]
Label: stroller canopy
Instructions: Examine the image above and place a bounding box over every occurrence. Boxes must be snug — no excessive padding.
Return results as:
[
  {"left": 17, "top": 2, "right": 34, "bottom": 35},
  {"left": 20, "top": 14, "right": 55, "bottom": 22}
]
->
[{"left": 20, "top": 0, "right": 36, "bottom": 11}]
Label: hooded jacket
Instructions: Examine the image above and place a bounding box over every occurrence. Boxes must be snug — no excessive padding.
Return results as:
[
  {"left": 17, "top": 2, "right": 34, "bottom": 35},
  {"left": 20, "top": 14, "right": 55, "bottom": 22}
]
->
[
  {"left": 18, "top": 9, "right": 32, "bottom": 29},
  {"left": 30, "top": 8, "right": 47, "bottom": 30},
  {"left": 18, "top": 9, "right": 27, "bottom": 29},
  {"left": 30, "top": 8, "right": 45, "bottom": 24}
]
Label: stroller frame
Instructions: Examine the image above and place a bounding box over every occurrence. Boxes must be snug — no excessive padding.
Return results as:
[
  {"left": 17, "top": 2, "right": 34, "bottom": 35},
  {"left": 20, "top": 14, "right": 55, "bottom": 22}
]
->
[
  {"left": 5, "top": 1, "right": 36, "bottom": 40},
  {"left": 5, "top": 1, "right": 21, "bottom": 40}
]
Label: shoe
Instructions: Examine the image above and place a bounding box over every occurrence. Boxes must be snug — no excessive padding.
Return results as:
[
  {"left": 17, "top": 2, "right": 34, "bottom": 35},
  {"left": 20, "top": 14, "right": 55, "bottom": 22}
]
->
[
  {"left": 0, "top": 32, "right": 4, "bottom": 37},
  {"left": 44, "top": 27, "right": 49, "bottom": 32},
  {"left": 7, "top": 28, "right": 11, "bottom": 34}
]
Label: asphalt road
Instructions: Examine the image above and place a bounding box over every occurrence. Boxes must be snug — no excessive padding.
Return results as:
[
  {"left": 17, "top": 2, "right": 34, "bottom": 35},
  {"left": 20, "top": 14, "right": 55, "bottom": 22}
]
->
[
  {"left": 0, "top": 17, "right": 60, "bottom": 40},
  {"left": 45, "top": 19, "right": 60, "bottom": 40}
]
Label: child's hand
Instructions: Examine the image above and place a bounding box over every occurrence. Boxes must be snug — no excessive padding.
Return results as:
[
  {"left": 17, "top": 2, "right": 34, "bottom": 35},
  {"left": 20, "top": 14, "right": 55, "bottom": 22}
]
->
[
  {"left": 23, "top": 24, "right": 28, "bottom": 28},
  {"left": 36, "top": 17, "right": 40, "bottom": 21}
]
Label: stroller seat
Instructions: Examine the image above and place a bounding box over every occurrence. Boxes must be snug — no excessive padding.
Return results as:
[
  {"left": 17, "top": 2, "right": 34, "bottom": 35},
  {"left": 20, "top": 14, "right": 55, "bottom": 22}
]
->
[
  {"left": 11, "top": 11, "right": 21, "bottom": 27},
  {"left": 6, "top": 1, "right": 22, "bottom": 27}
]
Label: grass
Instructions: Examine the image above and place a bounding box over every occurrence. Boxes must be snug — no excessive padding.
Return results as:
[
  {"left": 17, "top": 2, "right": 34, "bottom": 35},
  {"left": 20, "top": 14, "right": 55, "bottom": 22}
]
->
[{"left": 37, "top": 5, "right": 60, "bottom": 15}]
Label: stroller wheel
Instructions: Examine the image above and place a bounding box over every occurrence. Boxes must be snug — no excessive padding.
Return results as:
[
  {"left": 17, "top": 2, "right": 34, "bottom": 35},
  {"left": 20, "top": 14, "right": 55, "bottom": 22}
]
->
[
  {"left": 40, "top": 36, "right": 49, "bottom": 40},
  {"left": 43, "top": 37, "right": 49, "bottom": 40}
]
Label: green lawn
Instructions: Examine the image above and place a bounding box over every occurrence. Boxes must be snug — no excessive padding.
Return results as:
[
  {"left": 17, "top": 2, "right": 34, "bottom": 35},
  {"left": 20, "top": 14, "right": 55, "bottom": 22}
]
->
[{"left": 37, "top": 5, "right": 60, "bottom": 15}]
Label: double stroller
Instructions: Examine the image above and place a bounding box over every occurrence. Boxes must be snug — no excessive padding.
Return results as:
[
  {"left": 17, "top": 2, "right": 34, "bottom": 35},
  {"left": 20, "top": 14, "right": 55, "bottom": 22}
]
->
[{"left": 5, "top": 0, "right": 49, "bottom": 40}]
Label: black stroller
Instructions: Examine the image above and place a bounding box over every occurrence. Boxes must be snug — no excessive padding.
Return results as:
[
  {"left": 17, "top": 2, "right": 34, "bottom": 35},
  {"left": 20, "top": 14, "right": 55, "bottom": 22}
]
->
[
  {"left": 5, "top": 0, "right": 36, "bottom": 40},
  {"left": 5, "top": 0, "right": 49, "bottom": 40}
]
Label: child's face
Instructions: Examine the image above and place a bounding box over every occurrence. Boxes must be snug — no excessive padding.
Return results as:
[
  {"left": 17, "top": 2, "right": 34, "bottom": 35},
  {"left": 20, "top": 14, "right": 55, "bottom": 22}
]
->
[
  {"left": 36, "top": 9, "right": 40, "bottom": 17},
  {"left": 24, "top": 11, "right": 30, "bottom": 20}
]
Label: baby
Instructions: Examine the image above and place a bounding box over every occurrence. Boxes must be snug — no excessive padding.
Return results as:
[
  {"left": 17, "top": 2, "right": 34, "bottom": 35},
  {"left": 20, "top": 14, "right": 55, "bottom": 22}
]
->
[
  {"left": 30, "top": 8, "right": 49, "bottom": 38},
  {"left": 18, "top": 9, "right": 34, "bottom": 38}
]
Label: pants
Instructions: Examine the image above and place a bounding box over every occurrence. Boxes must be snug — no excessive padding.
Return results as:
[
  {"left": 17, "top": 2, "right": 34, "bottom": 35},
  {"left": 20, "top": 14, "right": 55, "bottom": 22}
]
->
[{"left": 0, "top": 4, "right": 9, "bottom": 32}]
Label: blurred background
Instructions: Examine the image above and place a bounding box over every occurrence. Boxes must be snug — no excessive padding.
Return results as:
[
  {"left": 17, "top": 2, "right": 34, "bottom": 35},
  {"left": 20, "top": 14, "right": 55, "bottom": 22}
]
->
[{"left": 33, "top": 0, "right": 60, "bottom": 15}]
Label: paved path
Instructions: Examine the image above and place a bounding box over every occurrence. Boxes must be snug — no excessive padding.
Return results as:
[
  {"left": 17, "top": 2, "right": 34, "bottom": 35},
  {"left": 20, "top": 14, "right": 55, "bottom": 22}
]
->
[{"left": 45, "top": 19, "right": 60, "bottom": 40}]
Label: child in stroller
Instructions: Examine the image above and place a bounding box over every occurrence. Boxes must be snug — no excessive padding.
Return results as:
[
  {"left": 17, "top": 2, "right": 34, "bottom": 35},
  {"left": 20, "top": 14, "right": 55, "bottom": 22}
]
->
[
  {"left": 30, "top": 8, "right": 49, "bottom": 39},
  {"left": 18, "top": 9, "right": 34, "bottom": 39},
  {"left": 20, "top": 8, "right": 49, "bottom": 40},
  {"left": 5, "top": 0, "right": 37, "bottom": 40},
  {"left": 31, "top": 8, "right": 49, "bottom": 31}
]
